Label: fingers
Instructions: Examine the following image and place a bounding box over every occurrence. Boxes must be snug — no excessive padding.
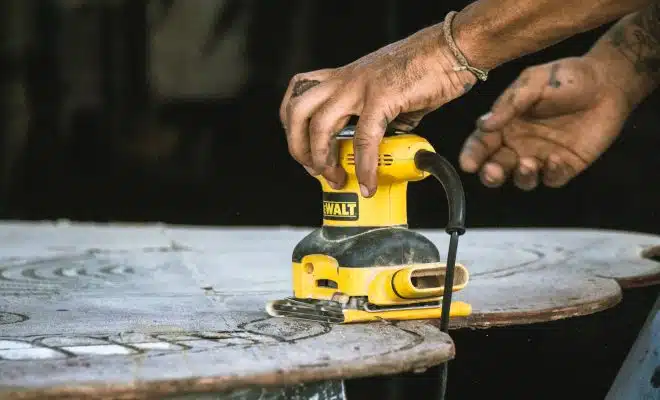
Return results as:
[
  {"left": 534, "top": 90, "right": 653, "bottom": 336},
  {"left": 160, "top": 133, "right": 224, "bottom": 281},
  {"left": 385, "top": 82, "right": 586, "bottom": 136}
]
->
[
  {"left": 512, "top": 157, "right": 541, "bottom": 191},
  {"left": 314, "top": 122, "right": 349, "bottom": 190},
  {"left": 300, "top": 138, "right": 347, "bottom": 190},
  {"left": 285, "top": 81, "right": 337, "bottom": 170},
  {"left": 479, "top": 147, "right": 518, "bottom": 188},
  {"left": 542, "top": 153, "right": 578, "bottom": 188},
  {"left": 460, "top": 125, "right": 553, "bottom": 190},
  {"left": 280, "top": 69, "right": 335, "bottom": 128},
  {"left": 459, "top": 129, "right": 502, "bottom": 173},
  {"left": 308, "top": 93, "right": 359, "bottom": 187},
  {"left": 388, "top": 110, "right": 428, "bottom": 132},
  {"left": 463, "top": 61, "right": 580, "bottom": 190},
  {"left": 472, "top": 152, "right": 577, "bottom": 190},
  {"left": 477, "top": 67, "right": 549, "bottom": 132},
  {"left": 281, "top": 70, "right": 338, "bottom": 174},
  {"left": 353, "top": 100, "right": 394, "bottom": 197}
]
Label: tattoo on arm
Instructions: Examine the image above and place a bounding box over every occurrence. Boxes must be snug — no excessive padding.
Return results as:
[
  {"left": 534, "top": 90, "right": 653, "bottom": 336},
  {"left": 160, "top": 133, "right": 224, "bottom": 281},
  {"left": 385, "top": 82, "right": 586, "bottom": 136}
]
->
[{"left": 608, "top": 1, "right": 660, "bottom": 81}]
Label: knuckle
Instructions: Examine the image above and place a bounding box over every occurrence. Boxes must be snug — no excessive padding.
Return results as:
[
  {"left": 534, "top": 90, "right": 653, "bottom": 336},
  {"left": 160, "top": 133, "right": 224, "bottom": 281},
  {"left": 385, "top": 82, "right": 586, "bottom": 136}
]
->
[
  {"left": 365, "top": 91, "right": 394, "bottom": 112},
  {"left": 287, "top": 141, "right": 302, "bottom": 160},
  {"left": 382, "top": 102, "right": 400, "bottom": 122},
  {"left": 286, "top": 138, "right": 308, "bottom": 162},
  {"left": 289, "top": 73, "right": 306, "bottom": 86},
  {"left": 353, "top": 134, "right": 374, "bottom": 151},
  {"left": 311, "top": 146, "right": 329, "bottom": 164},
  {"left": 310, "top": 148, "right": 329, "bottom": 165},
  {"left": 287, "top": 97, "right": 303, "bottom": 121},
  {"left": 509, "top": 95, "right": 525, "bottom": 110},
  {"left": 279, "top": 104, "right": 288, "bottom": 126},
  {"left": 510, "top": 87, "right": 535, "bottom": 110},
  {"left": 308, "top": 114, "right": 330, "bottom": 138}
]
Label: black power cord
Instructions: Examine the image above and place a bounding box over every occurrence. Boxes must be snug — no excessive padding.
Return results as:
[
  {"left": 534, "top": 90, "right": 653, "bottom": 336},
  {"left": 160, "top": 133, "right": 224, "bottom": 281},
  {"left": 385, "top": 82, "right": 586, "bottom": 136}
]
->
[{"left": 414, "top": 149, "right": 466, "bottom": 400}]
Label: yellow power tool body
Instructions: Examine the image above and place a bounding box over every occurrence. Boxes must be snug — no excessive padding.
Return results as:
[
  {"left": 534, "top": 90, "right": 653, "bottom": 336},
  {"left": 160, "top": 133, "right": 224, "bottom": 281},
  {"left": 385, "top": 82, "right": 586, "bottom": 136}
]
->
[{"left": 266, "top": 126, "right": 471, "bottom": 325}]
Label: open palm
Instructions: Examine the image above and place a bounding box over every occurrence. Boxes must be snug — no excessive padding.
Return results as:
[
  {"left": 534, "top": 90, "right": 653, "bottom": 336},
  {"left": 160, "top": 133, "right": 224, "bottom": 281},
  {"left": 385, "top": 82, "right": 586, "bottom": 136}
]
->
[{"left": 459, "top": 57, "right": 632, "bottom": 190}]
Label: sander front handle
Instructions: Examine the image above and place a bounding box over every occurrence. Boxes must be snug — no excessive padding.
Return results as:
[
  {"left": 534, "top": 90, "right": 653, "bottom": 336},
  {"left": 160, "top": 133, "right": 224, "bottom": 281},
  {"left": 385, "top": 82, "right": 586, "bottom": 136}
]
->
[
  {"left": 412, "top": 149, "right": 465, "bottom": 331},
  {"left": 413, "top": 149, "right": 466, "bottom": 400},
  {"left": 414, "top": 149, "right": 466, "bottom": 236}
]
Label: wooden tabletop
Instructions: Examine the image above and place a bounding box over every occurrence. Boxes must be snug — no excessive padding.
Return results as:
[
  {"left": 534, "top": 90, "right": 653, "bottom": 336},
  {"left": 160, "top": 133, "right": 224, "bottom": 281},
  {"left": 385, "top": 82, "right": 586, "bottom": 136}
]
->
[
  {"left": 1, "top": 221, "right": 659, "bottom": 398},
  {"left": 0, "top": 221, "right": 453, "bottom": 399},
  {"left": 442, "top": 227, "right": 660, "bottom": 328}
]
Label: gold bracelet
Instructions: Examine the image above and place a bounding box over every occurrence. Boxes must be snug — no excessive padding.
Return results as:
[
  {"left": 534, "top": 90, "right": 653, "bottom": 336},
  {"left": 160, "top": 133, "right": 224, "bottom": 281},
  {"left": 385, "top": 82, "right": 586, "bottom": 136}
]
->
[{"left": 443, "top": 10, "right": 489, "bottom": 81}]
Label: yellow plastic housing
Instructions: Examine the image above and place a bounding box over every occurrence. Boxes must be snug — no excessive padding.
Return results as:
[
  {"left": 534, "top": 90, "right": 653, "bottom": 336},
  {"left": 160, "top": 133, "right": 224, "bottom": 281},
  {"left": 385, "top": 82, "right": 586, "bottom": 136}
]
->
[
  {"left": 292, "top": 254, "right": 470, "bottom": 307},
  {"left": 318, "top": 134, "right": 435, "bottom": 227}
]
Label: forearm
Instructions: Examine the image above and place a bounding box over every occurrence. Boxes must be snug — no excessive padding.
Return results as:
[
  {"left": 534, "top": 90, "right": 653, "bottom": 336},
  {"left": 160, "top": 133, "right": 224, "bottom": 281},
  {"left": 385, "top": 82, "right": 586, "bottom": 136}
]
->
[
  {"left": 585, "top": 2, "right": 660, "bottom": 109},
  {"left": 450, "top": 0, "right": 652, "bottom": 71}
]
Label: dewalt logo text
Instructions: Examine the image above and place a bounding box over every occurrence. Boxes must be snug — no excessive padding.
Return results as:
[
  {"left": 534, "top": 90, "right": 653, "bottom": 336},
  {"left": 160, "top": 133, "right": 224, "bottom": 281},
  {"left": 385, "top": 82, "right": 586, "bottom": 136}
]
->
[
  {"left": 322, "top": 192, "right": 359, "bottom": 221},
  {"left": 323, "top": 201, "right": 357, "bottom": 218}
]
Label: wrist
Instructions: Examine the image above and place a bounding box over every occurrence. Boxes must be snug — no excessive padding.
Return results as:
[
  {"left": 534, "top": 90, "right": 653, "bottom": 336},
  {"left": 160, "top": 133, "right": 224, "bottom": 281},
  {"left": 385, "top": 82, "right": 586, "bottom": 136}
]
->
[
  {"left": 450, "top": 5, "right": 508, "bottom": 71},
  {"left": 584, "top": 54, "right": 639, "bottom": 114},
  {"left": 412, "top": 22, "right": 479, "bottom": 92},
  {"left": 448, "top": 2, "right": 559, "bottom": 72},
  {"left": 584, "top": 21, "right": 659, "bottom": 111},
  {"left": 440, "top": 11, "right": 490, "bottom": 82},
  {"left": 448, "top": 0, "right": 646, "bottom": 74},
  {"left": 590, "top": 11, "right": 660, "bottom": 110}
]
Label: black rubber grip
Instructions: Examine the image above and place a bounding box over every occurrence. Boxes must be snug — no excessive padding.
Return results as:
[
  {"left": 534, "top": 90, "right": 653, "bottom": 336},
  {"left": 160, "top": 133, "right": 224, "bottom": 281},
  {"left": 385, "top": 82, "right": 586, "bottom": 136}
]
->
[{"left": 414, "top": 150, "right": 466, "bottom": 235}]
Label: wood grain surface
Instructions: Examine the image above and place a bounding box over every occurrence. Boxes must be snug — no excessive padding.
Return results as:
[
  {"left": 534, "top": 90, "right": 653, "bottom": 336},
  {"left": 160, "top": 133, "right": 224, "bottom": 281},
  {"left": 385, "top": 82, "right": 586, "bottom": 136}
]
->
[
  {"left": 0, "top": 221, "right": 452, "bottom": 399},
  {"left": 0, "top": 221, "right": 659, "bottom": 398}
]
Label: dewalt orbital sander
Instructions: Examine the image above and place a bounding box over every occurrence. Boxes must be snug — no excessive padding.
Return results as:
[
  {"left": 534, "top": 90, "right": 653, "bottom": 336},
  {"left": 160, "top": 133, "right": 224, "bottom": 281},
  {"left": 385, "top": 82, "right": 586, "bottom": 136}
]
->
[{"left": 266, "top": 125, "right": 471, "bottom": 327}]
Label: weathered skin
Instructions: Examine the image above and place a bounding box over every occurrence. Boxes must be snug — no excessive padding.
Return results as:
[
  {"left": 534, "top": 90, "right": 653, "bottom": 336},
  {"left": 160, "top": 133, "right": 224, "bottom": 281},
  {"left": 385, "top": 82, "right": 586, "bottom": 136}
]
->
[
  {"left": 279, "top": 0, "right": 653, "bottom": 198},
  {"left": 459, "top": 1, "right": 660, "bottom": 190}
]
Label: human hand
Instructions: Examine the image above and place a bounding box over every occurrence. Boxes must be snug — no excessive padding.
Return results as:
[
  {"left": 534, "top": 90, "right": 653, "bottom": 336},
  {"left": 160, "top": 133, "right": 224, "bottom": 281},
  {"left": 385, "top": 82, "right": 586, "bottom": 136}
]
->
[
  {"left": 459, "top": 56, "right": 633, "bottom": 190},
  {"left": 279, "top": 23, "right": 477, "bottom": 197}
]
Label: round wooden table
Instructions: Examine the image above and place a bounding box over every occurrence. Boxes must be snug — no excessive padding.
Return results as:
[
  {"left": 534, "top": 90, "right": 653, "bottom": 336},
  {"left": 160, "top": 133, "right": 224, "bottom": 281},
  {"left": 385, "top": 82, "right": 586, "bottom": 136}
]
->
[{"left": 0, "top": 221, "right": 659, "bottom": 399}]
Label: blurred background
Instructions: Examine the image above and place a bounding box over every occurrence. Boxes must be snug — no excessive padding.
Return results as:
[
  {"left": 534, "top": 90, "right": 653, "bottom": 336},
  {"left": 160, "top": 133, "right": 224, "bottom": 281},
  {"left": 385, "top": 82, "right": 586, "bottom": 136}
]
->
[
  {"left": 3, "top": 1, "right": 660, "bottom": 399},
  {"left": 2, "top": 0, "right": 659, "bottom": 233}
]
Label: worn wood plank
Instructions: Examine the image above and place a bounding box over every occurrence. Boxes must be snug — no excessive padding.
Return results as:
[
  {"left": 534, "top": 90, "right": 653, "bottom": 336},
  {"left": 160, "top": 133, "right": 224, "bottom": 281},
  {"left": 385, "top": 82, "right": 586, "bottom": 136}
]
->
[
  {"left": 163, "top": 224, "right": 660, "bottom": 328},
  {"left": 0, "top": 221, "right": 452, "bottom": 399},
  {"left": 417, "top": 227, "right": 660, "bottom": 328},
  {"left": 0, "top": 221, "right": 659, "bottom": 398},
  {"left": 441, "top": 227, "right": 660, "bottom": 327}
]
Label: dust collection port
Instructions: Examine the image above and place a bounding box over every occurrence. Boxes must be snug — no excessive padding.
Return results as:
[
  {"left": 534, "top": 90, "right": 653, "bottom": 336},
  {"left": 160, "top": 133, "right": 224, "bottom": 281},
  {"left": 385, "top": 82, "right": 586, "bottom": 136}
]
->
[
  {"left": 316, "top": 279, "right": 338, "bottom": 289},
  {"left": 392, "top": 265, "right": 470, "bottom": 299}
]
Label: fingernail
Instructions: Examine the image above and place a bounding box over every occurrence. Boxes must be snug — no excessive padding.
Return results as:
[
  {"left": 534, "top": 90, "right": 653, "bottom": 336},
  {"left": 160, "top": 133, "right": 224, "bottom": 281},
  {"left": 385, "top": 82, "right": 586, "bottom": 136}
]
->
[
  {"left": 477, "top": 112, "right": 492, "bottom": 129},
  {"left": 459, "top": 155, "right": 478, "bottom": 173},
  {"left": 479, "top": 112, "right": 492, "bottom": 122},
  {"left": 360, "top": 184, "right": 371, "bottom": 197},
  {"left": 328, "top": 180, "right": 342, "bottom": 190},
  {"left": 519, "top": 164, "right": 530, "bottom": 175}
]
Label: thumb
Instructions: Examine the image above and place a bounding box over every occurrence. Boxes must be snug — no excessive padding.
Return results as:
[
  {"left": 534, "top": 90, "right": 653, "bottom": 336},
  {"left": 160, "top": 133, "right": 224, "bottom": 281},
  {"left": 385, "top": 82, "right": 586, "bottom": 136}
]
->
[
  {"left": 353, "top": 101, "right": 391, "bottom": 198},
  {"left": 477, "top": 67, "right": 548, "bottom": 132}
]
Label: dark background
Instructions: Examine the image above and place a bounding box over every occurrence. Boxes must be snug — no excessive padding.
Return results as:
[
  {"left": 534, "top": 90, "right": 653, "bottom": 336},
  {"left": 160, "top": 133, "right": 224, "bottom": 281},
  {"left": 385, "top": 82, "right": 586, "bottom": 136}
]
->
[
  {"left": 2, "top": 1, "right": 659, "bottom": 399},
  {"left": 3, "top": 0, "right": 659, "bottom": 233}
]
